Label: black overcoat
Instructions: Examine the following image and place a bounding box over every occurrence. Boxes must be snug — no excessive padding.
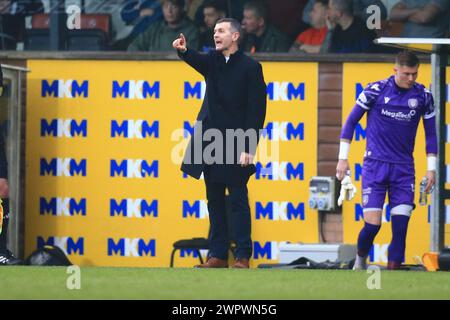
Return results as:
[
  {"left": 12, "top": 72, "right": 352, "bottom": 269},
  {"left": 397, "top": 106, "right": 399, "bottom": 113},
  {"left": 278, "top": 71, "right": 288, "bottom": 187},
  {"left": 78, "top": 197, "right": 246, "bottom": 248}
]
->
[{"left": 178, "top": 48, "right": 267, "bottom": 186}]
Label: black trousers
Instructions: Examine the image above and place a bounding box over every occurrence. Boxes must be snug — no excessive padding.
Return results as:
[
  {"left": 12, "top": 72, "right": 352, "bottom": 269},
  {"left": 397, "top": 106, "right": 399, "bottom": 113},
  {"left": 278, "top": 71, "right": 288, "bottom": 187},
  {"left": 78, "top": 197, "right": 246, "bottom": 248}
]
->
[
  {"left": 0, "top": 198, "right": 9, "bottom": 253},
  {"left": 204, "top": 171, "right": 252, "bottom": 260}
]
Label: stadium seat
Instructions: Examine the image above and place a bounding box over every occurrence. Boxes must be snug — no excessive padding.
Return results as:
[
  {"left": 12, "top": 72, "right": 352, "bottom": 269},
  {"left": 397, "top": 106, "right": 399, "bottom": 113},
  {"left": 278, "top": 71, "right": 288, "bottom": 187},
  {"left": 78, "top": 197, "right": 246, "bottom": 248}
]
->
[
  {"left": 32, "top": 13, "right": 111, "bottom": 34},
  {"left": 65, "top": 29, "right": 108, "bottom": 51},
  {"left": 24, "top": 29, "right": 51, "bottom": 50},
  {"left": 378, "top": 20, "right": 404, "bottom": 37},
  {"left": 80, "top": 14, "right": 111, "bottom": 35},
  {"left": 31, "top": 13, "right": 50, "bottom": 29},
  {"left": 170, "top": 237, "right": 210, "bottom": 267},
  {"left": 170, "top": 195, "right": 236, "bottom": 267},
  {"left": 170, "top": 236, "right": 236, "bottom": 267},
  {"left": 0, "top": 33, "right": 16, "bottom": 50},
  {"left": 31, "top": 13, "right": 111, "bottom": 50}
]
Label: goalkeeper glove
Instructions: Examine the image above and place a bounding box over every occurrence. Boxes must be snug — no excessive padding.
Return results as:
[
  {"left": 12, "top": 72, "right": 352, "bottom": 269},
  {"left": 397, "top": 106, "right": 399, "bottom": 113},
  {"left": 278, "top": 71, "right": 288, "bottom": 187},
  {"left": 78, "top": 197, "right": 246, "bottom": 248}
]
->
[{"left": 338, "top": 175, "right": 357, "bottom": 206}]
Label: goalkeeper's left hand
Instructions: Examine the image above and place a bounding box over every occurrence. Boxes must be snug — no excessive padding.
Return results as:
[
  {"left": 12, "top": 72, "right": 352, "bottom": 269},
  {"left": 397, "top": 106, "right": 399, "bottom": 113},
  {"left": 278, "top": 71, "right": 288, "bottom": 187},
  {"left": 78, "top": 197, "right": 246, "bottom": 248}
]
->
[{"left": 337, "top": 175, "right": 357, "bottom": 206}]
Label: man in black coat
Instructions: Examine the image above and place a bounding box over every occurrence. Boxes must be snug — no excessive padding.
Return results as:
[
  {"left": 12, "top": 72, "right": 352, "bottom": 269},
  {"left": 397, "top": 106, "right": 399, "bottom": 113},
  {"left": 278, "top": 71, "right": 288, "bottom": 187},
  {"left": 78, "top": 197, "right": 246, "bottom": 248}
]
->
[
  {"left": 173, "top": 18, "right": 267, "bottom": 268},
  {"left": 0, "top": 64, "right": 21, "bottom": 265}
]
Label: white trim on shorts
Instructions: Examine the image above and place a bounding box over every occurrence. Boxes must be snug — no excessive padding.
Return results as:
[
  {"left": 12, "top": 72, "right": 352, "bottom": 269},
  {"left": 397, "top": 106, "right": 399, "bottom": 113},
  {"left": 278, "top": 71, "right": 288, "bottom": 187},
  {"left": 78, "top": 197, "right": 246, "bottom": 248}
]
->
[
  {"left": 363, "top": 208, "right": 383, "bottom": 213},
  {"left": 390, "top": 204, "right": 414, "bottom": 217}
]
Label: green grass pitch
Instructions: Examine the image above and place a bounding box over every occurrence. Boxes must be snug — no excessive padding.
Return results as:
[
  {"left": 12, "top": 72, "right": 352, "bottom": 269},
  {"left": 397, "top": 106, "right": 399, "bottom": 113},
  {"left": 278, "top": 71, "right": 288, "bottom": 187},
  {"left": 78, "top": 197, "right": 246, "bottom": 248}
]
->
[{"left": 0, "top": 266, "right": 449, "bottom": 300}]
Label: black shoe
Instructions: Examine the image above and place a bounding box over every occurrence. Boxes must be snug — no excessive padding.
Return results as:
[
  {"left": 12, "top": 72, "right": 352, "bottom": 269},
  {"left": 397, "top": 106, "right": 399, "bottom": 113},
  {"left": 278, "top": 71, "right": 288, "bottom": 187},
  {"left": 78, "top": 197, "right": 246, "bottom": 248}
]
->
[{"left": 0, "top": 250, "right": 22, "bottom": 266}]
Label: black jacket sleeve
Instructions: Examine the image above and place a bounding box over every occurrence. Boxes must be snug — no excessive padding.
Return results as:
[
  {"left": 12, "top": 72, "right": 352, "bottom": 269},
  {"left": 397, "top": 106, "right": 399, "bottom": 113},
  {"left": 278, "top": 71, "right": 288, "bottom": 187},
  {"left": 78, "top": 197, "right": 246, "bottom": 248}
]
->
[
  {"left": 245, "top": 62, "right": 267, "bottom": 155},
  {"left": 177, "top": 48, "right": 210, "bottom": 77},
  {"left": 0, "top": 133, "right": 8, "bottom": 179},
  {"left": 0, "top": 65, "right": 6, "bottom": 178}
]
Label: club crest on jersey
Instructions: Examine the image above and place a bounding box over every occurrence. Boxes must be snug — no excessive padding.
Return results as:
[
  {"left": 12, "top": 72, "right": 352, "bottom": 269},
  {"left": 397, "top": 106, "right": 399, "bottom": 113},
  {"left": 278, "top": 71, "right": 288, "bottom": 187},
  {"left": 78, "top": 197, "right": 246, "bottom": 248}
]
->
[
  {"left": 408, "top": 98, "right": 418, "bottom": 109},
  {"left": 362, "top": 195, "right": 369, "bottom": 206}
]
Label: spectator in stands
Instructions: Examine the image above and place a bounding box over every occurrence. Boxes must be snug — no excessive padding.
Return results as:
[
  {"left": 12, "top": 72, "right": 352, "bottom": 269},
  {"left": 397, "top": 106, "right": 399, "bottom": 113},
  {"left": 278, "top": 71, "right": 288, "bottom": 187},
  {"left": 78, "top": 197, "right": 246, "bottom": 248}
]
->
[
  {"left": 224, "top": 0, "right": 246, "bottom": 22},
  {"left": 128, "top": 0, "right": 199, "bottom": 51},
  {"left": 186, "top": 0, "right": 205, "bottom": 26},
  {"left": 119, "top": 0, "right": 163, "bottom": 47},
  {"left": 241, "top": 1, "right": 292, "bottom": 53},
  {"left": 321, "top": 0, "right": 377, "bottom": 53},
  {"left": 199, "top": 0, "right": 226, "bottom": 52},
  {"left": 290, "top": 0, "right": 327, "bottom": 53},
  {"left": 0, "top": 64, "right": 21, "bottom": 266},
  {"left": 390, "top": 0, "right": 450, "bottom": 38},
  {"left": 0, "top": 0, "right": 44, "bottom": 49},
  {"left": 188, "top": 0, "right": 232, "bottom": 30},
  {"left": 266, "top": 0, "right": 309, "bottom": 40},
  {"left": 303, "top": 0, "right": 387, "bottom": 25}
]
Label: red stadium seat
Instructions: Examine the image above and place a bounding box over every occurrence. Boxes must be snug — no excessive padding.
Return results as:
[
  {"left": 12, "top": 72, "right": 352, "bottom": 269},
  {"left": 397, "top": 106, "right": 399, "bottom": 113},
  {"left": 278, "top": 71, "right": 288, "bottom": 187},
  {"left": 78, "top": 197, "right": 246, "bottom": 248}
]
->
[
  {"left": 31, "top": 13, "right": 111, "bottom": 35},
  {"left": 31, "top": 13, "right": 50, "bottom": 29},
  {"left": 378, "top": 20, "right": 404, "bottom": 37},
  {"left": 80, "top": 14, "right": 111, "bottom": 35}
]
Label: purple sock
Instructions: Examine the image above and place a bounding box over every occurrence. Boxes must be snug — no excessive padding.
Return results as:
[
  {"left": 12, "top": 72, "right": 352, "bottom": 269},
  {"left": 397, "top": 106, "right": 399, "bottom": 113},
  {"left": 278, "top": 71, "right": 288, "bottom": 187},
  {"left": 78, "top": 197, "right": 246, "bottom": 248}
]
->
[
  {"left": 388, "top": 215, "right": 410, "bottom": 265},
  {"left": 357, "top": 222, "right": 381, "bottom": 257}
]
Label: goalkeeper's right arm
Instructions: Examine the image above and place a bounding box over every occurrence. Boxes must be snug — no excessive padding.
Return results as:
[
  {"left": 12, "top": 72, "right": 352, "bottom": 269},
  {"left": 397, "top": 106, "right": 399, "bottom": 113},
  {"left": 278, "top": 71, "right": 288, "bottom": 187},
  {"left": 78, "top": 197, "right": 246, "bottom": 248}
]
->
[{"left": 336, "top": 104, "right": 366, "bottom": 180}]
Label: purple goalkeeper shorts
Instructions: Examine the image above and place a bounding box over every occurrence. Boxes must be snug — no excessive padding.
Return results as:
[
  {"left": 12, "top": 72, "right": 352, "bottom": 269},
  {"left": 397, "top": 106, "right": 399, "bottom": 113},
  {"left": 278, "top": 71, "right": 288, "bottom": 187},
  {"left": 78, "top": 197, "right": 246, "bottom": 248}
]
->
[{"left": 361, "top": 158, "right": 415, "bottom": 212}]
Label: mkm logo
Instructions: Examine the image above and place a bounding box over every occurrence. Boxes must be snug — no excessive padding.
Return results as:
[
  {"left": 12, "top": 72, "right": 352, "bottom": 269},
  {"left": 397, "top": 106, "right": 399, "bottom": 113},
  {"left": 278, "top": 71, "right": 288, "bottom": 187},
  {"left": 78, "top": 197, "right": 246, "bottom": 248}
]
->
[
  {"left": 107, "top": 238, "right": 156, "bottom": 257},
  {"left": 40, "top": 197, "right": 86, "bottom": 216},
  {"left": 183, "top": 121, "right": 194, "bottom": 138},
  {"left": 355, "top": 83, "right": 365, "bottom": 99},
  {"left": 447, "top": 84, "right": 450, "bottom": 103},
  {"left": 354, "top": 163, "right": 362, "bottom": 181},
  {"left": 41, "top": 80, "right": 88, "bottom": 98},
  {"left": 255, "top": 202, "right": 305, "bottom": 220},
  {"left": 267, "top": 82, "right": 305, "bottom": 101},
  {"left": 37, "top": 236, "right": 84, "bottom": 255},
  {"left": 184, "top": 81, "right": 206, "bottom": 99},
  {"left": 40, "top": 119, "right": 87, "bottom": 137},
  {"left": 111, "top": 120, "right": 159, "bottom": 139},
  {"left": 179, "top": 249, "right": 206, "bottom": 258},
  {"left": 182, "top": 200, "right": 208, "bottom": 219},
  {"left": 255, "top": 162, "right": 304, "bottom": 181},
  {"left": 354, "top": 124, "right": 366, "bottom": 141},
  {"left": 110, "top": 199, "right": 158, "bottom": 218},
  {"left": 40, "top": 158, "right": 87, "bottom": 177},
  {"left": 110, "top": 160, "right": 158, "bottom": 178},
  {"left": 253, "top": 241, "right": 288, "bottom": 260},
  {"left": 112, "top": 80, "right": 160, "bottom": 99},
  {"left": 369, "top": 244, "right": 389, "bottom": 263},
  {"left": 261, "top": 122, "right": 304, "bottom": 141}
]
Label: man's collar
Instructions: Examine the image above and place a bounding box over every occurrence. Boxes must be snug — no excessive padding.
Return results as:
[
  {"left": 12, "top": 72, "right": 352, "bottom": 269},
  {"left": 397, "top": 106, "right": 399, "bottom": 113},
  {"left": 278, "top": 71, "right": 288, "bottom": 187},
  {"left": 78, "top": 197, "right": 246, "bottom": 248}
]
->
[{"left": 214, "top": 48, "right": 243, "bottom": 60}]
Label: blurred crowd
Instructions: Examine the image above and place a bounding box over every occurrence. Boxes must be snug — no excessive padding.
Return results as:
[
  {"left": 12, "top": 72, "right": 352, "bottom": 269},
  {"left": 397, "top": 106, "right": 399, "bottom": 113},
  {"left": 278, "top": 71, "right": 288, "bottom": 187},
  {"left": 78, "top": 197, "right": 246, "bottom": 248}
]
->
[{"left": 0, "top": 0, "right": 449, "bottom": 52}]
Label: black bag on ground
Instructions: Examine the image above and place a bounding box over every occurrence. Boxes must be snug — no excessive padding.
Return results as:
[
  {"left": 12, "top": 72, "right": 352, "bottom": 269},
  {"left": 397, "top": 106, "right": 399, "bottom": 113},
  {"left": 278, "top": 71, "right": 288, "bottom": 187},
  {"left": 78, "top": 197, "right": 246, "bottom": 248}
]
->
[{"left": 25, "top": 245, "right": 72, "bottom": 266}]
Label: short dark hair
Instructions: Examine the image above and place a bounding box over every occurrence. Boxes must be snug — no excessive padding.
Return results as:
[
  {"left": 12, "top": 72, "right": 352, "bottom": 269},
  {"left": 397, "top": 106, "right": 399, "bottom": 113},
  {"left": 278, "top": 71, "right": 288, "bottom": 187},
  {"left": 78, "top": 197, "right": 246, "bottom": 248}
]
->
[
  {"left": 396, "top": 50, "right": 420, "bottom": 67},
  {"left": 203, "top": 0, "right": 227, "bottom": 14},
  {"left": 243, "top": 0, "right": 267, "bottom": 20},
  {"left": 314, "top": 0, "right": 329, "bottom": 7},
  {"left": 216, "top": 18, "right": 242, "bottom": 35},
  {"left": 330, "top": 0, "right": 353, "bottom": 16},
  {"left": 162, "top": 0, "right": 185, "bottom": 8}
]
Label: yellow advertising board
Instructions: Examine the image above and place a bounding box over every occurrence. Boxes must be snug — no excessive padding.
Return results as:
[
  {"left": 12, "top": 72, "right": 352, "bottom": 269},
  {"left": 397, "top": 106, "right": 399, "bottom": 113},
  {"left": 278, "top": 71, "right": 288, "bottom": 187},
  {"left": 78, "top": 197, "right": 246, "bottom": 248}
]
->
[
  {"left": 342, "top": 63, "right": 450, "bottom": 265},
  {"left": 25, "top": 60, "right": 318, "bottom": 267}
]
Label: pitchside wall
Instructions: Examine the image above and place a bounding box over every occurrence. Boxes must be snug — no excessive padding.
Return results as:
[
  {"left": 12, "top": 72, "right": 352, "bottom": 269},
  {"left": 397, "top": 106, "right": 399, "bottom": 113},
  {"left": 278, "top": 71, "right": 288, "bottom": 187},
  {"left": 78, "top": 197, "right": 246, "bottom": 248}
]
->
[
  {"left": 25, "top": 60, "right": 319, "bottom": 267},
  {"left": 13, "top": 56, "right": 450, "bottom": 267}
]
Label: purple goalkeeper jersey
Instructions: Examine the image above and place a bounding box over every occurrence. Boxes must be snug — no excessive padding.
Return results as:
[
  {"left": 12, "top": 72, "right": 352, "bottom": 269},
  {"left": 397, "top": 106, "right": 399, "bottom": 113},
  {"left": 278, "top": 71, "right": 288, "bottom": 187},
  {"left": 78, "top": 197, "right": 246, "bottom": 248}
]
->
[{"left": 353, "top": 76, "right": 435, "bottom": 164}]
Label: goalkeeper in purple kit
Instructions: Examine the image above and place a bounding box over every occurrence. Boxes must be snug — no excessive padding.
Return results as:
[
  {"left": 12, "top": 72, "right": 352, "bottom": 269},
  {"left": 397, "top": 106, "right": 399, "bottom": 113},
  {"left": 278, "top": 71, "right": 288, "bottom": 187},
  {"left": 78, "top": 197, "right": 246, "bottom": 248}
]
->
[{"left": 336, "top": 50, "right": 438, "bottom": 270}]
